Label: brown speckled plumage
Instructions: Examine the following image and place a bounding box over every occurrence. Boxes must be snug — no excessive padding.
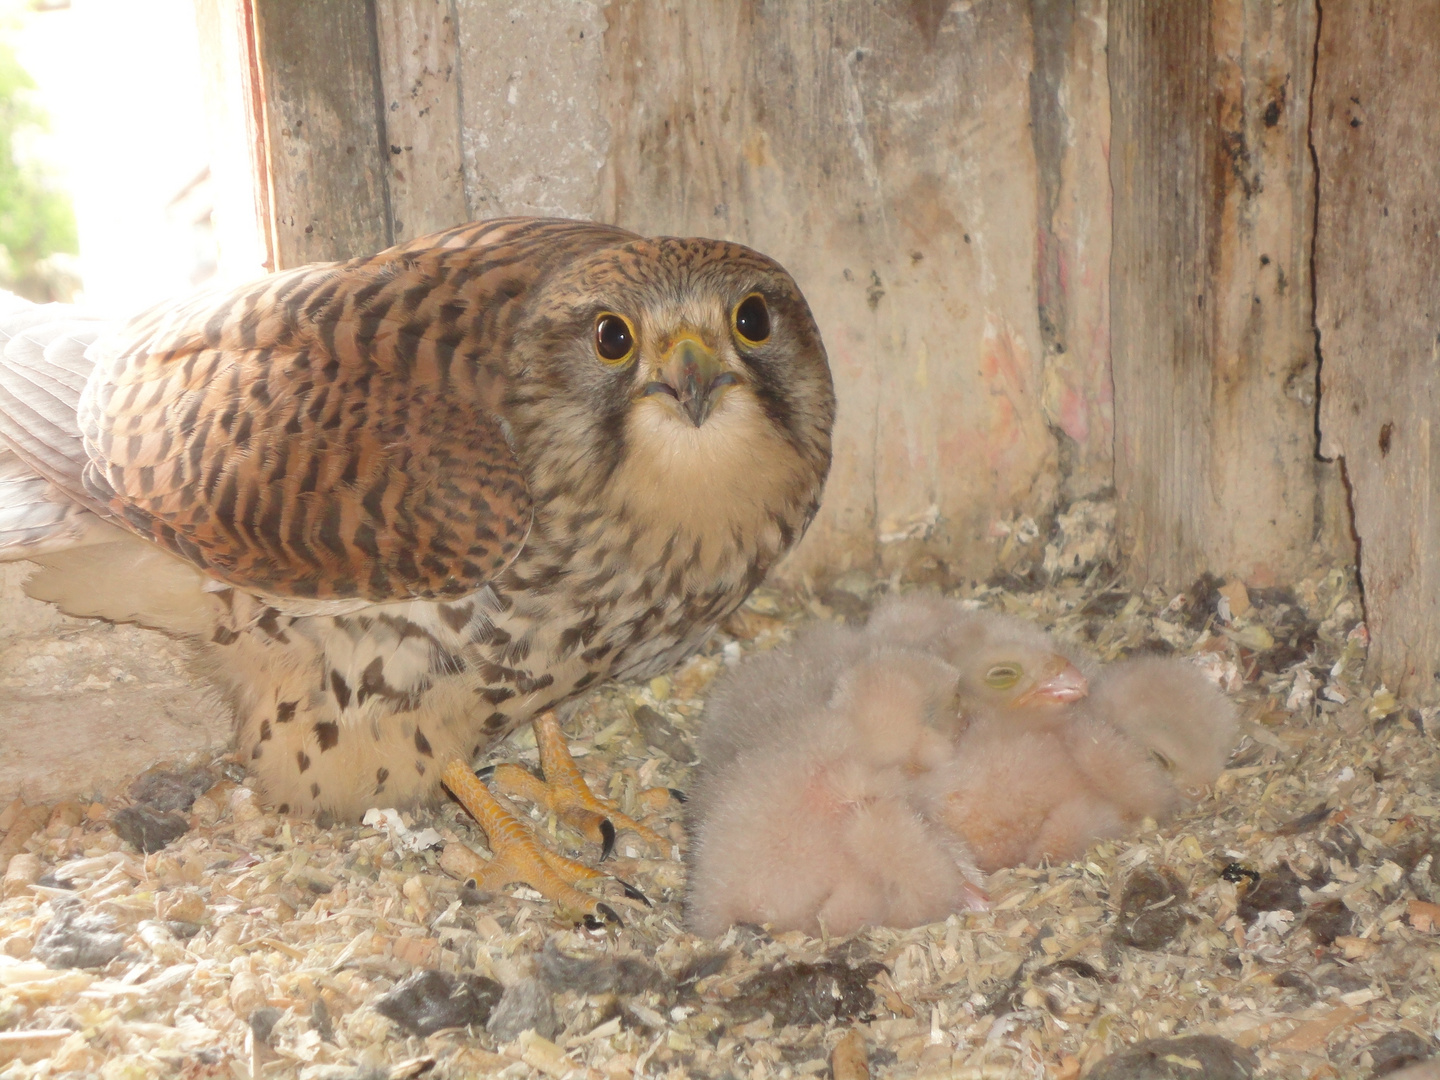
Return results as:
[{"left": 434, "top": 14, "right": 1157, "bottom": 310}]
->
[{"left": 0, "top": 218, "right": 835, "bottom": 819}]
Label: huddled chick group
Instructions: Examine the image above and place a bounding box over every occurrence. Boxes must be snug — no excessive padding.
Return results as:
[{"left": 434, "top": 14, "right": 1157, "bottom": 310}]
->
[{"left": 684, "top": 593, "right": 1239, "bottom": 937}]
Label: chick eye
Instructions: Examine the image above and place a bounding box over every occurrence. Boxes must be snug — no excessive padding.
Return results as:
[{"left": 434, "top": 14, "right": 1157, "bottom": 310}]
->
[
  {"left": 733, "top": 293, "right": 771, "bottom": 344},
  {"left": 594, "top": 313, "right": 636, "bottom": 365},
  {"left": 984, "top": 664, "right": 1022, "bottom": 690},
  {"left": 1149, "top": 749, "right": 1175, "bottom": 773}
]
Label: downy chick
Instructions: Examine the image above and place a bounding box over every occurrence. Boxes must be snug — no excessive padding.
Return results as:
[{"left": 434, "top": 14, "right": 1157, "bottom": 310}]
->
[
  {"left": 685, "top": 648, "right": 987, "bottom": 937},
  {"left": 1077, "top": 656, "right": 1238, "bottom": 802}
]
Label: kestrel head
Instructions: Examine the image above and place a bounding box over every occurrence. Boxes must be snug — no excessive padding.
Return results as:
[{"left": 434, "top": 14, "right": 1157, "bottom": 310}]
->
[{"left": 503, "top": 232, "right": 836, "bottom": 566}]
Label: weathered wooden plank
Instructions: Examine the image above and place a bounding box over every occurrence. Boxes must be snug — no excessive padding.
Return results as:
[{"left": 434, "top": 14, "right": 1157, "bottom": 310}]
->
[
  {"left": 1110, "top": 0, "right": 1348, "bottom": 589},
  {"left": 1314, "top": 1, "right": 1440, "bottom": 699},
  {"left": 452, "top": 0, "right": 609, "bottom": 219},
  {"left": 1030, "top": 0, "right": 1113, "bottom": 504},
  {"left": 374, "top": 0, "right": 469, "bottom": 242},
  {"left": 253, "top": 0, "right": 392, "bottom": 266}
]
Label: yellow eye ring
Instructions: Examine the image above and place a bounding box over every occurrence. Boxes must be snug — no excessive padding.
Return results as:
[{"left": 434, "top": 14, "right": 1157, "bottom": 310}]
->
[
  {"left": 594, "top": 312, "right": 637, "bottom": 366},
  {"left": 983, "top": 664, "right": 1022, "bottom": 690},
  {"left": 732, "top": 292, "right": 771, "bottom": 345}
]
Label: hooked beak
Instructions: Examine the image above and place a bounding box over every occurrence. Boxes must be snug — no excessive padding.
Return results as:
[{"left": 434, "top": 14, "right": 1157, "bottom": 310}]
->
[
  {"left": 638, "top": 335, "right": 738, "bottom": 427},
  {"left": 1010, "top": 657, "right": 1089, "bottom": 708}
]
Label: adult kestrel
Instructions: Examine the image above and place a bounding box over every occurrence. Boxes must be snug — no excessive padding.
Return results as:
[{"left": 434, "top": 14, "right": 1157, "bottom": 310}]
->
[{"left": 0, "top": 217, "right": 835, "bottom": 916}]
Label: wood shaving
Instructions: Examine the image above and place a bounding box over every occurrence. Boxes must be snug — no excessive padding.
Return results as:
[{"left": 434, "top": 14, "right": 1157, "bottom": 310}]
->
[{"left": 1, "top": 562, "right": 1436, "bottom": 1077}]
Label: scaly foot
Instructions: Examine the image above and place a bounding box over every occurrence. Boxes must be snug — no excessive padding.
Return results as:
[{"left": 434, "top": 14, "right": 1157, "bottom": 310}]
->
[
  {"left": 489, "top": 711, "right": 671, "bottom": 858},
  {"left": 439, "top": 757, "right": 635, "bottom": 926}
]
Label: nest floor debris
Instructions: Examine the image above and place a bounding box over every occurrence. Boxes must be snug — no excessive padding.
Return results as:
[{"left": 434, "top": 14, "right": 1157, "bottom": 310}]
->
[{"left": 2, "top": 564, "right": 1439, "bottom": 1079}]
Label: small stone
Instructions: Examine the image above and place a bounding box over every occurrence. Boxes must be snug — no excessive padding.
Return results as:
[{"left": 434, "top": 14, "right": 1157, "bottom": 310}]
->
[
  {"left": 372, "top": 969, "right": 503, "bottom": 1037},
  {"left": 1087, "top": 1035, "right": 1258, "bottom": 1080},
  {"left": 1116, "top": 867, "right": 1189, "bottom": 950},
  {"left": 32, "top": 898, "right": 127, "bottom": 969},
  {"left": 487, "top": 977, "right": 559, "bottom": 1042},
  {"left": 110, "top": 805, "right": 190, "bottom": 853}
]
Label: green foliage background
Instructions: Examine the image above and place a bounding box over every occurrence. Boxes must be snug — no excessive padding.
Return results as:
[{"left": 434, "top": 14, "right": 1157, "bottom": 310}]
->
[{"left": 0, "top": 34, "right": 75, "bottom": 301}]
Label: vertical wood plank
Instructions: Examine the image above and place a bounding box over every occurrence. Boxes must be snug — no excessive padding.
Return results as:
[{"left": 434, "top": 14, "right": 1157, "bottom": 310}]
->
[
  {"left": 373, "top": 0, "right": 469, "bottom": 242},
  {"left": 1030, "top": 0, "right": 1113, "bottom": 503},
  {"left": 1109, "top": 1, "right": 1217, "bottom": 586},
  {"left": 252, "top": 0, "right": 392, "bottom": 266},
  {"left": 1314, "top": 1, "right": 1440, "bottom": 700},
  {"left": 1110, "top": 0, "right": 1348, "bottom": 589}
]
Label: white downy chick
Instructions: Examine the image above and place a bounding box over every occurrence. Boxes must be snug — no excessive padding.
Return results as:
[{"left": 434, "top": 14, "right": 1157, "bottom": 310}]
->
[
  {"left": 695, "top": 619, "right": 869, "bottom": 779},
  {"left": 921, "top": 653, "right": 1236, "bottom": 871},
  {"left": 1080, "top": 656, "right": 1239, "bottom": 801},
  {"left": 685, "top": 648, "right": 987, "bottom": 937}
]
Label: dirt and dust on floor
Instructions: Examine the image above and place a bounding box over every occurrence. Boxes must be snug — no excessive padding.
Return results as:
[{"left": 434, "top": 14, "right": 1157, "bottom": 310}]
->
[{"left": 2, "top": 512, "right": 1440, "bottom": 1079}]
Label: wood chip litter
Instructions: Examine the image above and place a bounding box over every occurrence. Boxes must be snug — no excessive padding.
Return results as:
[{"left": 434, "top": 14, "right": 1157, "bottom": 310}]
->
[{"left": 2, "top": 562, "right": 1438, "bottom": 1077}]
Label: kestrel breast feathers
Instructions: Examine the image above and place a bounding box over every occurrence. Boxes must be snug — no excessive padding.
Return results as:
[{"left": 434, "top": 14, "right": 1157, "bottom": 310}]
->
[{"left": 0, "top": 218, "right": 835, "bottom": 846}]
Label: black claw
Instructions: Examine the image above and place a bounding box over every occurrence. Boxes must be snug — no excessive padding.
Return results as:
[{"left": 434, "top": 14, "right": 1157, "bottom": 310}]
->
[
  {"left": 473, "top": 764, "right": 497, "bottom": 782},
  {"left": 616, "top": 878, "right": 652, "bottom": 907},
  {"left": 587, "top": 902, "right": 622, "bottom": 928},
  {"left": 599, "top": 817, "right": 616, "bottom": 861},
  {"left": 667, "top": 787, "right": 688, "bottom": 804}
]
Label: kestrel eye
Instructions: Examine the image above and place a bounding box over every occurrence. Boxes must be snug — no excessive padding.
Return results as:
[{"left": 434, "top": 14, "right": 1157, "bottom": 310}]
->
[
  {"left": 732, "top": 293, "right": 771, "bottom": 344},
  {"left": 594, "top": 313, "right": 636, "bottom": 364},
  {"left": 1149, "top": 749, "right": 1175, "bottom": 772},
  {"left": 984, "top": 664, "right": 1022, "bottom": 690}
]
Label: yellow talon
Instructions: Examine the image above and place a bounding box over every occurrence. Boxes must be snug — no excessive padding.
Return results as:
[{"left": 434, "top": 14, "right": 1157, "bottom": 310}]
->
[
  {"left": 439, "top": 757, "right": 621, "bottom": 922},
  {"left": 491, "top": 711, "right": 670, "bottom": 853}
]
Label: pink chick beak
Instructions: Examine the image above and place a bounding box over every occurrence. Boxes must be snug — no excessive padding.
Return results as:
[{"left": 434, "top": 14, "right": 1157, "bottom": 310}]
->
[{"left": 1011, "top": 657, "right": 1089, "bottom": 707}]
